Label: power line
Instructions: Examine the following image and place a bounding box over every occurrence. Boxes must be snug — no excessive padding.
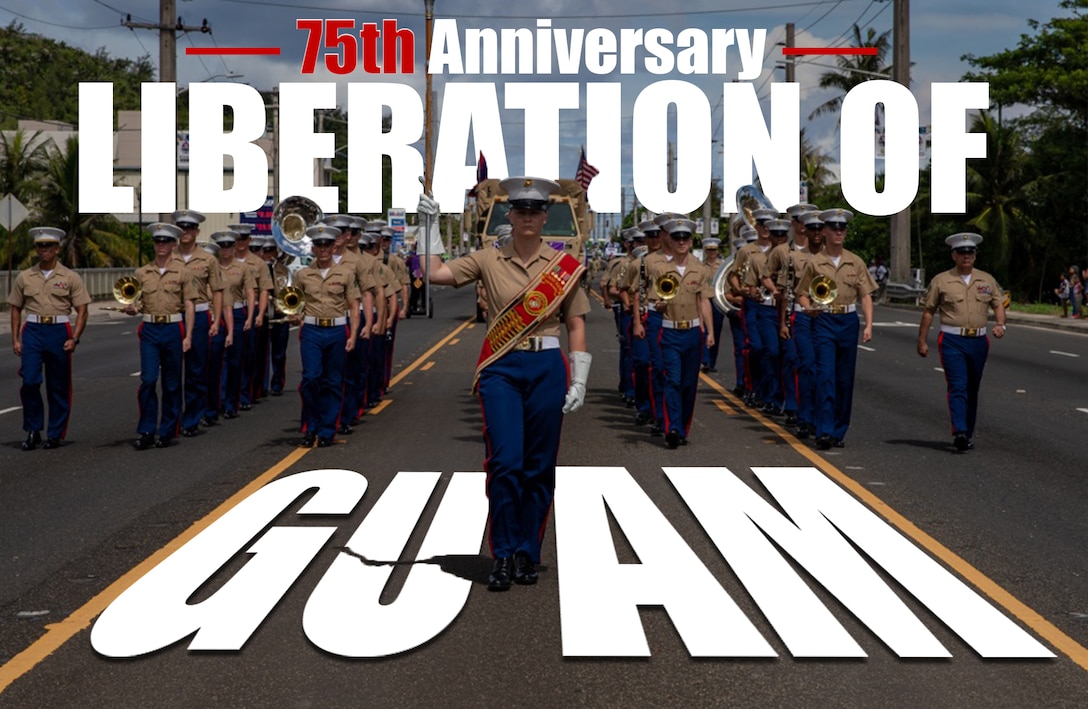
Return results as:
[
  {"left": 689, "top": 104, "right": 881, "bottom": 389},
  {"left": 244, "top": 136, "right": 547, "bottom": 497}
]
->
[
  {"left": 0, "top": 3, "right": 117, "bottom": 30},
  {"left": 217, "top": 0, "right": 867, "bottom": 20}
]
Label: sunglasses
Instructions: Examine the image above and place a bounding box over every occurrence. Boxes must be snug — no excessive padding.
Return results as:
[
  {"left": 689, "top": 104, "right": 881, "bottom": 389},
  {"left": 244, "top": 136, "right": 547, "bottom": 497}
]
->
[
  {"left": 954, "top": 249, "right": 977, "bottom": 255},
  {"left": 262, "top": 246, "right": 277, "bottom": 251},
  {"left": 826, "top": 223, "right": 847, "bottom": 231},
  {"left": 670, "top": 233, "right": 692, "bottom": 241}
]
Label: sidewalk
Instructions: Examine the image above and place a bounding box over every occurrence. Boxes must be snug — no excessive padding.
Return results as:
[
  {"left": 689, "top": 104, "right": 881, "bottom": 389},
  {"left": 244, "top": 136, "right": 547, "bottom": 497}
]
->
[
  {"left": 0, "top": 300, "right": 145, "bottom": 337},
  {"left": 880, "top": 302, "right": 1088, "bottom": 335}
]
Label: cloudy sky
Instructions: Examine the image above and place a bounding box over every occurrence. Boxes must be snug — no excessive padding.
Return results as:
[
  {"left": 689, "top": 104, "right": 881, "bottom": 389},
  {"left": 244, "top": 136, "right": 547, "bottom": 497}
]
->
[{"left": 0, "top": 0, "right": 1069, "bottom": 208}]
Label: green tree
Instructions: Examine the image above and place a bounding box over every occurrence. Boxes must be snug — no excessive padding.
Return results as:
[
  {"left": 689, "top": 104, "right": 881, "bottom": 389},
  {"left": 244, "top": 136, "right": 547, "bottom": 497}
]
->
[
  {"left": 799, "top": 128, "right": 836, "bottom": 207},
  {"left": 807, "top": 25, "right": 894, "bottom": 125},
  {"left": 36, "top": 136, "right": 134, "bottom": 268}
]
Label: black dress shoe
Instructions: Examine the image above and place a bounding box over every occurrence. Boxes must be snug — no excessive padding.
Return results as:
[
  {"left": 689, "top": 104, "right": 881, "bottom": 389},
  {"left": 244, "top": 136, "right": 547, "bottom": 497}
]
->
[
  {"left": 133, "top": 433, "right": 155, "bottom": 451},
  {"left": 21, "top": 431, "right": 41, "bottom": 451},
  {"left": 761, "top": 403, "right": 782, "bottom": 416},
  {"left": 336, "top": 424, "right": 353, "bottom": 435},
  {"left": 299, "top": 435, "right": 316, "bottom": 448},
  {"left": 200, "top": 417, "right": 218, "bottom": 427},
  {"left": 42, "top": 437, "right": 60, "bottom": 450},
  {"left": 732, "top": 386, "right": 745, "bottom": 398},
  {"left": 513, "top": 551, "right": 538, "bottom": 585},
  {"left": 634, "top": 411, "right": 653, "bottom": 425},
  {"left": 953, "top": 433, "right": 969, "bottom": 452},
  {"left": 271, "top": 390, "right": 283, "bottom": 397},
  {"left": 488, "top": 557, "right": 513, "bottom": 591},
  {"left": 317, "top": 437, "right": 334, "bottom": 448},
  {"left": 815, "top": 435, "right": 832, "bottom": 451},
  {"left": 240, "top": 403, "right": 252, "bottom": 411},
  {"left": 154, "top": 437, "right": 173, "bottom": 448},
  {"left": 181, "top": 427, "right": 199, "bottom": 438},
  {"left": 795, "top": 423, "right": 812, "bottom": 440},
  {"left": 784, "top": 412, "right": 798, "bottom": 426},
  {"left": 832, "top": 439, "right": 845, "bottom": 448},
  {"left": 650, "top": 423, "right": 664, "bottom": 437},
  {"left": 223, "top": 411, "right": 239, "bottom": 420},
  {"left": 666, "top": 431, "right": 681, "bottom": 449}
]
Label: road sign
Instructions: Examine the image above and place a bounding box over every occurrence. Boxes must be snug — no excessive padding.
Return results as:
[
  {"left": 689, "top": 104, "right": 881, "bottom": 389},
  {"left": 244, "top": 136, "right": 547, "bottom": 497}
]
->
[{"left": 0, "top": 193, "right": 29, "bottom": 232}]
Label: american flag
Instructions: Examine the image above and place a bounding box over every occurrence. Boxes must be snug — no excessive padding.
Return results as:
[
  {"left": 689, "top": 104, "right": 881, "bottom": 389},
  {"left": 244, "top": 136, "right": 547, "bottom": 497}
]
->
[
  {"left": 575, "top": 147, "right": 599, "bottom": 190},
  {"left": 468, "top": 151, "right": 487, "bottom": 197}
]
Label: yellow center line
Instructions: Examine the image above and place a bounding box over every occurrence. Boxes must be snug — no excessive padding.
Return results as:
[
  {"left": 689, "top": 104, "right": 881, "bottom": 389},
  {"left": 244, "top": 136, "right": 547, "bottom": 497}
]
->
[
  {"left": 0, "top": 317, "right": 476, "bottom": 694},
  {"left": 700, "top": 371, "right": 1088, "bottom": 671}
]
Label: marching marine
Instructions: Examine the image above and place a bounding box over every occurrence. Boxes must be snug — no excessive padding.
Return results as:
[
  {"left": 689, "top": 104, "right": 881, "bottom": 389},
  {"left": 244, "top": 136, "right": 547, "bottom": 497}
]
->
[
  {"left": 8, "top": 227, "right": 91, "bottom": 450},
  {"left": 917, "top": 233, "right": 1006, "bottom": 451}
]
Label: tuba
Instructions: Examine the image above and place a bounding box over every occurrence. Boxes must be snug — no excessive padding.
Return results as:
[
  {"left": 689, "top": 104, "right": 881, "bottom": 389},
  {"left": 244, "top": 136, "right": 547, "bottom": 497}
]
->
[
  {"left": 735, "top": 184, "right": 776, "bottom": 232},
  {"left": 711, "top": 254, "right": 739, "bottom": 314},
  {"left": 654, "top": 272, "right": 680, "bottom": 301},
  {"left": 809, "top": 275, "right": 838, "bottom": 308},
  {"left": 271, "top": 195, "right": 324, "bottom": 260},
  {"left": 113, "top": 276, "right": 142, "bottom": 305}
]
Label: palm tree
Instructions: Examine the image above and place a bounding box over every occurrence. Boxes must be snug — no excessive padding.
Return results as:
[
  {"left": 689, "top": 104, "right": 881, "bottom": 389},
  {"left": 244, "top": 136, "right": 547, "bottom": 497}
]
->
[
  {"left": 0, "top": 128, "right": 48, "bottom": 201},
  {"left": 799, "top": 128, "right": 836, "bottom": 205},
  {"left": 37, "top": 136, "right": 136, "bottom": 268},
  {"left": 965, "top": 111, "right": 1037, "bottom": 284},
  {"left": 807, "top": 25, "right": 894, "bottom": 126}
]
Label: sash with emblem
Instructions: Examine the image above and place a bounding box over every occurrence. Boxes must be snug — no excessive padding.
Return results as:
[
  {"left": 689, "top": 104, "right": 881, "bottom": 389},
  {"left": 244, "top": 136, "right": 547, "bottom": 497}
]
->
[{"left": 472, "top": 250, "right": 585, "bottom": 391}]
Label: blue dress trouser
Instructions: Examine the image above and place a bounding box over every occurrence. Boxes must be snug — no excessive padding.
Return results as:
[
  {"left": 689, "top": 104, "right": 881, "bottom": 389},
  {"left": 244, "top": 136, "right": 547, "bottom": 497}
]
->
[
  {"left": 240, "top": 322, "right": 258, "bottom": 406},
  {"left": 753, "top": 302, "right": 781, "bottom": 407},
  {"left": 620, "top": 311, "right": 635, "bottom": 400},
  {"left": 220, "top": 308, "right": 247, "bottom": 415},
  {"left": 741, "top": 300, "right": 762, "bottom": 398},
  {"left": 630, "top": 313, "right": 652, "bottom": 417},
  {"left": 206, "top": 316, "right": 228, "bottom": 420},
  {"left": 268, "top": 321, "right": 290, "bottom": 394},
  {"left": 645, "top": 310, "right": 666, "bottom": 426},
  {"left": 703, "top": 307, "right": 725, "bottom": 370},
  {"left": 182, "top": 310, "right": 211, "bottom": 430},
  {"left": 812, "top": 312, "right": 859, "bottom": 441},
  {"left": 790, "top": 311, "right": 816, "bottom": 425},
  {"left": 137, "top": 321, "right": 184, "bottom": 438},
  {"left": 611, "top": 303, "right": 626, "bottom": 390},
  {"left": 660, "top": 326, "right": 704, "bottom": 437},
  {"left": 19, "top": 321, "right": 73, "bottom": 439},
  {"left": 340, "top": 328, "right": 366, "bottom": 422},
  {"left": 938, "top": 332, "right": 989, "bottom": 439},
  {"left": 727, "top": 311, "right": 745, "bottom": 390},
  {"left": 477, "top": 349, "right": 566, "bottom": 563},
  {"left": 299, "top": 323, "right": 347, "bottom": 440}
]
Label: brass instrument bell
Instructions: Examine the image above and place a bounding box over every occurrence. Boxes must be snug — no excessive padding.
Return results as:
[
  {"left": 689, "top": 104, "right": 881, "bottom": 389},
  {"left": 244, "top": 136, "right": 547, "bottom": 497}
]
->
[
  {"left": 112, "top": 276, "right": 142, "bottom": 305},
  {"left": 654, "top": 272, "right": 680, "bottom": 301},
  {"left": 275, "top": 285, "right": 306, "bottom": 315},
  {"left": 809, "top": 275, "right": 838, "bottom": 307}
]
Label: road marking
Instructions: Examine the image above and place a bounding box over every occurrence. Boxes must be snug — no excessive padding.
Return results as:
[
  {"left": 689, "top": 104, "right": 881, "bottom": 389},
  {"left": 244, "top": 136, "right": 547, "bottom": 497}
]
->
[
  {"left": 699, "top": 370, "right": 1088, "bottom": 672},
  {"left": 1077, "top": 408, "right": 1088, "bottom": 415},
  {"left": 713, "top": 399, "right": 737, "bottom": 416},
  {"left": 933, "top": 367, "right": 944, "bottom": 373},
  {"left": 421, "top": 361, "right": 436, "bottom": 371},
  {"left": 0, "top": 406, "right": 22, "bottom": 416},
  {"left": 448, "top": 338, "right": 460, "bottom": 346},
  {"left": 129, "top": 371, "right": 140, "bottom": 377},
  {"left": 0, "top": 317, "right": 476, "bottom": 693},
  {"left": 367, "top": 399, "right": 392, "bottom": 415},
  {"left": 1050, "top": 350, "right": 1079, "bottom": 358},
  {"left": 857, "top": 345, "right": 875, "bottom": 352}
]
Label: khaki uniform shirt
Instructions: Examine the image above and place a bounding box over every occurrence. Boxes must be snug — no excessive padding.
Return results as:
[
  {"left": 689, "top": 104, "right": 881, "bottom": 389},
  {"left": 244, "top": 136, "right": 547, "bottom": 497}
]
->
[
  {"left": 742, "top": 245, "right": 772, "bottom": 289},
  {"left": 349, "top": 251, "right": 383, "bottom": 299},
  {"left": 773, "top": 244, "right": 816, "bottom": 291},
  {"left": 624, "top": 250, "right": 668, "bottom": 305},
  {"left": 796, "top": 249, "right": 878, "bottom": 307},
  {"left": 220, "top": 259, "right": 257, "bottom": 305},
  {"left": 922, "top": 268, "right": 1003, "bottom": 329},
  {"left": 242, "top": 251, "right": 274, "bottom": 293},
  {"left": 384, "top": 252, "right": 410, "bottom": 288},
  {"left": 135, "top": 261, "right": 199, "bottom": 316},
  {"left": 600, "top": 255, "right": 626, "bottom": 292},
  {"left": 447, "top": 241, "right": 591, "bottom": 338},
  {"left": 296, "top": 262, "right": 361, "bottom": 319},
  {"left": 643, "top": 255, "right": 712, "bottom": 322},
  {"left": 172, "top": 248, "right": 224, "bottom": 305},
  {"left": 9, "top": 263, "right": 91, "bottom": 315}
]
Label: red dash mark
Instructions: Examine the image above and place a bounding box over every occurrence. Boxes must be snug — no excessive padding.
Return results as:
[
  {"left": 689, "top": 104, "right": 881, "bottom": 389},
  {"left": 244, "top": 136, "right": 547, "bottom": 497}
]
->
[
  {"left": 185, "top": 47, "right": 281, "bottom": 56},
  {"left": 783, "top": 47, "right": 879, "bottom": 56}
]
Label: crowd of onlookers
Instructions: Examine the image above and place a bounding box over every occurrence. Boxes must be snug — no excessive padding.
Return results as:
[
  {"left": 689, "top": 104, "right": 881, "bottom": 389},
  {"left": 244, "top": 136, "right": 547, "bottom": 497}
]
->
[{"left": 1054, "top": 265, "right": 1088, "bottom": 318}]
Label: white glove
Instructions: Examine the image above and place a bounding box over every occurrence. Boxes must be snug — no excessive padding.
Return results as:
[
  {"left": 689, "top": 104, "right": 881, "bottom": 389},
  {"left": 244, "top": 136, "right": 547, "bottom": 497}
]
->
[
  {"left": 416, "top": 194, "right": 445, "bottom": 256},
  {"left": 562, "top": 351, "right": 592, "bottom": 414}
]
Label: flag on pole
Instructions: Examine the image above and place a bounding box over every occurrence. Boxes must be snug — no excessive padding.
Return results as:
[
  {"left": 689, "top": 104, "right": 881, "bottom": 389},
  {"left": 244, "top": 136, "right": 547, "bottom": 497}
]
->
[
  {"left": 575, "top": 146, "right": 599, "bottom": 190},
  {"left": 469, "top": 151, "right": 488, "bottom": 197}
]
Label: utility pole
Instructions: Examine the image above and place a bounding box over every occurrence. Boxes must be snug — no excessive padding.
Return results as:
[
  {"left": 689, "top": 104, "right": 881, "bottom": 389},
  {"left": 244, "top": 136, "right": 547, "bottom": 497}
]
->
[
  {"left": 889, "top": 0, "right": 911, "bottom": 284},
  {"left": 123, "top": 1, "right": 210, "bottom": 220},
  {"left": 784, "top": 23, "right": 796, "bottom": 83}
]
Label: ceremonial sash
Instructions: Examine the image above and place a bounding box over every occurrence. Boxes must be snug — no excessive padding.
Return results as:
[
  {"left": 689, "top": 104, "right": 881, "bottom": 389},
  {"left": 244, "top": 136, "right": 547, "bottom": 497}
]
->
[{"left": 473, "top": 250, "right": 585, "bottom": 391}]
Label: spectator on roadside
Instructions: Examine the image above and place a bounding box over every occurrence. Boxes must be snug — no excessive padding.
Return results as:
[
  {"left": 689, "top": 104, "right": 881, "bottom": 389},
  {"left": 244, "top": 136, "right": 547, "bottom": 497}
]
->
[
  {"left": 1055, "top": 273, "right": 1071, "bottom": 317},
  {"left": 869, "top": 256, "right": 889, "bottom": 301},
  {"left": 1071, "top": 271, "right": 1083, "bottom": 319}
]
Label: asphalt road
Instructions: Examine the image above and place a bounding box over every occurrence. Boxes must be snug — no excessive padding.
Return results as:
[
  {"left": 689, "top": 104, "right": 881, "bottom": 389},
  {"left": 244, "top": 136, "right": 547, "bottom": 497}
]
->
[{"left": 1, "top": 288, "right": 1087, "bottom": 707}]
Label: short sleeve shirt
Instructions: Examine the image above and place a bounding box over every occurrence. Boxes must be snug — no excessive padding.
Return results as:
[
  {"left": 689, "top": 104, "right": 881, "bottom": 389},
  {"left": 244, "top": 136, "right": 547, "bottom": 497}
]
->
[
  {"left": 796, "top": 249, "right": 878, "bottom": 307},
  {"left": 135, "top": 261, "right": 199, "bottom": 316},
  {"left": 172, "top": 248, "right": 224, "bottom": 304},
  {"left": 922, "top": 268, "right": 1003, "bottom": 329},
  {"left": 446, "top": 241, "right": 591, "bottom": 338},
  {"left": 296, "top": 262, "right": 361, "bottom": 319},
  {"left": 220, "top": 259, "right": 257, "bottom": 304},
  {"left": 643, "top": 255, "right": 712, "bottom": 321},
  {"left": 8, "top": 263, "right": 91, "bottom": 315}
]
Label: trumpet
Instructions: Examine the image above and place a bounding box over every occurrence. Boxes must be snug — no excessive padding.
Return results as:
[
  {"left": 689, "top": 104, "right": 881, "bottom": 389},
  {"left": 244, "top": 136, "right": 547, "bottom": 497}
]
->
[
  {"left": 654, "top": 272, "right": 680, "bottom": 301},
  {"left": 809, "top": 275, "right": 838, "bottom": 308}
]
